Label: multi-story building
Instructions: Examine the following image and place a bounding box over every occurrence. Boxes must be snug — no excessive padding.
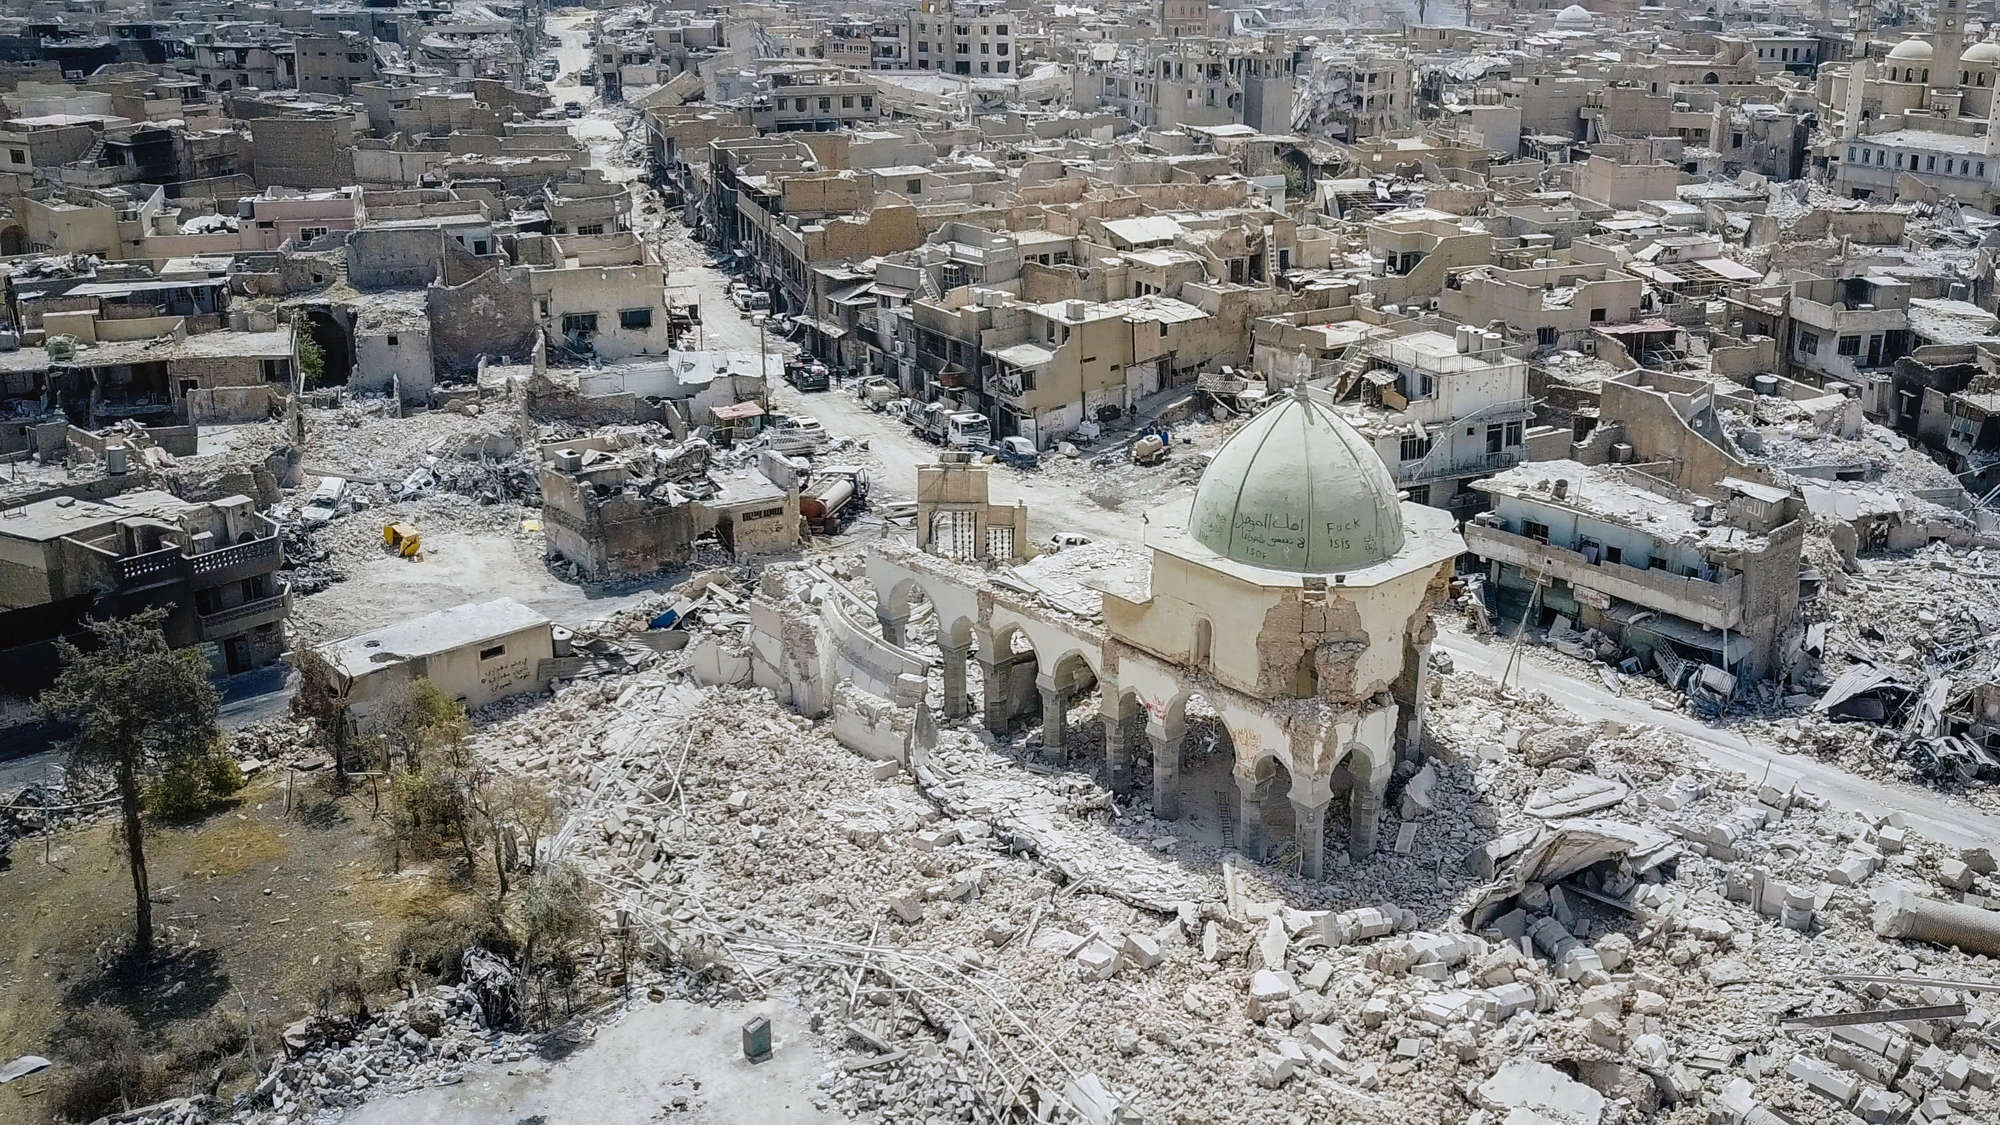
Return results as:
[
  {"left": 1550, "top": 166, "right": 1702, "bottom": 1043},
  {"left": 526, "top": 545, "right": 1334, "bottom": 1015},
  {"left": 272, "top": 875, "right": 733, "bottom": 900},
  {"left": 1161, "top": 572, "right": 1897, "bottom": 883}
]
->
[
  {"left": 1464, "top": 461, "right": 1806, "bottom": 683},
  {"left": 0, "top": 489, "right": 290, "bottom": 703},
  {"left": 1331, "top": 325, "right": 1535, "bottom": 514},
  {"left": 191, "top": 31, "right": 295, "bottom": 92},
  {"left": 902, "top": 0, "right": 1015, "bottom": 76},
  {"left": 293, "top": 31, "right": 376, "bottom": 96}
]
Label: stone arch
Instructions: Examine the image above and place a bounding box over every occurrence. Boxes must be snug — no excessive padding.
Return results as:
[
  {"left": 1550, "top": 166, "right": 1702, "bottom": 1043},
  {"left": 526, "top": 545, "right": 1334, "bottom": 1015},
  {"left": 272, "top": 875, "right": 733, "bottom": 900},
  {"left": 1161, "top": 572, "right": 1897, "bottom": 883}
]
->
[
  {"left": 1702, "top": 71, "right": 1719, "bottom": 83},
  {"left": 0, "top": 223, "right": 23, "bottom": 256}
]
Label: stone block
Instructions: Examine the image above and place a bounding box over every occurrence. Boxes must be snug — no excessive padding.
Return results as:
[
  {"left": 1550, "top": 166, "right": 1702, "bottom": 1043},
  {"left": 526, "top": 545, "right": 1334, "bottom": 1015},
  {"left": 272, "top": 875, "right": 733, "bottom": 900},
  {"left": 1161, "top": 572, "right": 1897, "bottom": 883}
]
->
[
  {"left": 1299, "top": 959, "right": 1334, "bottom": 991},
  {"left": 888, "top": 895, "right": 924, "bottom": 924},
  {"left": 1255, "top": 1051, "right": 1295, "bottom": 1089},
  {"left": 1789, "top": 1054, "right": 1861, "bottom": 1107},
  {"left": 1075, "top": 940, "right": 1119, "bottom": 982},
  {"left": 1939, "top": 858, "right": 1975, "bottom": 892},
  {"left": 914, "top": 826, "right": 959, "bottom": 851},
  {"left": 1247, "top": 969, "right": 1296, "bottom": 1021},
  {"left": 1120, "top": 933, "right": 1162, "bottom": 972},
  {"left": 1855, "top": 1085, "right": 1912, "bottom": 1124}
]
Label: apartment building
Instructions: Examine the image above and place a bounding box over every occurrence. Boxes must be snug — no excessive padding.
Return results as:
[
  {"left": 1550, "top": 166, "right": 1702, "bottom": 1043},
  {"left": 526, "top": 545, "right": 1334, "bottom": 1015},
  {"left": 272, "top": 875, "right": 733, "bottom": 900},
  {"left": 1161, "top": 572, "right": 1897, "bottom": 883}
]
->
[
  {"left": 0, "top": 489, "right": 289, "bottom": 700},
  {"left": 1464, "top": 461, "right": 1806, "bottom": 683},
  {"left": 522, "top": 232, "right": 674, "bottom": 362},
  {"left": 1440, "top": 261, "right": 1646, "bottom": 354},
  {"left": 294, "top": 31, "right": 376, "bottom": 97},
  {"left": 1332, "top": 325, "right": 1535, "bottom": 514},
  {"left": 902, "top": 0, "right": 1015, "bottom": 76}
]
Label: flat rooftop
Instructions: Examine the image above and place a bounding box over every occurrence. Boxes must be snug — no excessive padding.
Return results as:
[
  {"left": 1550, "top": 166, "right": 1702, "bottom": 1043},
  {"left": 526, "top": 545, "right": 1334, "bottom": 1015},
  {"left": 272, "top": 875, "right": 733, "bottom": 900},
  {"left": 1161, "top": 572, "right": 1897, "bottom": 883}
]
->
[
  {"left": 316, "top": 597, "right": 550, "bottom": 680},
  {"left": 0, "top": 488, "right": 209, "bottom": 543}
]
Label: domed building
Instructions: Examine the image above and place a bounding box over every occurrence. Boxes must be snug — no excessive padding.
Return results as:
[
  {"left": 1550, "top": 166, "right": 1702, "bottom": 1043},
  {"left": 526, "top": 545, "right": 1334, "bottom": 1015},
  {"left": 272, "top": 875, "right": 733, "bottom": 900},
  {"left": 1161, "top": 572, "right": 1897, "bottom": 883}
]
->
[
  {"left": 1553, "top": 4, "right": 1596, "bottom": 30},
  {"left": 872, "top": 389, "right": 1463, "bottom": 877}
]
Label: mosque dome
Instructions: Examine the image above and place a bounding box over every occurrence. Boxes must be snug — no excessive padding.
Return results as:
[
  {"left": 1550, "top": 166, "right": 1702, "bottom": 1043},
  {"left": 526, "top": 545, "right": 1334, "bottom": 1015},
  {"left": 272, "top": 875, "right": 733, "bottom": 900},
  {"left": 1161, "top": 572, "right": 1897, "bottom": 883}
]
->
[
  {"left": 1187, "top": 388, "right": 1406, "bottom": 574},
  {"left": 1962, "top": 38, "right": 2000, "bottom": 65},
  {"left": 1888, "top": 36, "right": 1934, "bottom": 62},
  {"left": 1554, "top": 4, "right": 1596, "bottom": 27}
]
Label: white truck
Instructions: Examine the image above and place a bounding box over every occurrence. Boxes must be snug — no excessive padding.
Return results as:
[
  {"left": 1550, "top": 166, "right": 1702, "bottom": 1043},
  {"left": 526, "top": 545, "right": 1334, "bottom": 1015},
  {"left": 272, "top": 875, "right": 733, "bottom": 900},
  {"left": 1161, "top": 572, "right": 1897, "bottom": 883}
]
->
[{"left": 912, "top": 402, "right": 990, "bottom": 448}]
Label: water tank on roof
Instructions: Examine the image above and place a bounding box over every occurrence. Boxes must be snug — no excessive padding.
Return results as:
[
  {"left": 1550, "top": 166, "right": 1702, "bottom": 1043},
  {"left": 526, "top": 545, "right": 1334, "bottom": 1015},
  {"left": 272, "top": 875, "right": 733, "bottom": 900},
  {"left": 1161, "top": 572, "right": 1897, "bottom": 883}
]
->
[
  {"left": 105, "top": 444, "right": 130, "bottom": 475},
  {"left": 1480, "top": 330, "right": 1503, "bottom": 353},
  {"left": 554, "top": 448, "right": 583, "bottom": 472}
]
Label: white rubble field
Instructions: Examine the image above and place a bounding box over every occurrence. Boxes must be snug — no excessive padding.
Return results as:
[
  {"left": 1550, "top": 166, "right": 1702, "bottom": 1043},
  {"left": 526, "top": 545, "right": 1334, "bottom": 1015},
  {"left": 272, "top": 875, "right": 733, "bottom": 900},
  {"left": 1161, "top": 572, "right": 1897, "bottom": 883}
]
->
[{"left": 201, "top": 628, "right": 1994, "bottom": 1125}]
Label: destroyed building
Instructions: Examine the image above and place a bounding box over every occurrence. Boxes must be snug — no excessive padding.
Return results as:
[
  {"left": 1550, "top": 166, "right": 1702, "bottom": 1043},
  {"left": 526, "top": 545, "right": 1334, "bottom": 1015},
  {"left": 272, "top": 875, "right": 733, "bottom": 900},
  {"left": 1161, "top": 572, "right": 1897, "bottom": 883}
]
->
[{"left": 874, "top": 390, "right": 1462, "bottom": 877}]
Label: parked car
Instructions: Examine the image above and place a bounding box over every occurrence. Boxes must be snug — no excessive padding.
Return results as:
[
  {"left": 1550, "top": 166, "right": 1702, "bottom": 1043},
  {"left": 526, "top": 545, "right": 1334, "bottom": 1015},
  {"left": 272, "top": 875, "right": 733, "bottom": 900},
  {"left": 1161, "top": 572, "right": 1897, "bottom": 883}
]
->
[
  {"left": 991, "top": 435, "right": 1040, "bottom": 469},
  {"left": 855, "top": 377, "right": 898, "bottom": 410},
  {"left": 1042, "top": 533, "right": 1092, "bottom": 554},
  {"left": 563, "top": 100, "right": 584, "bottom": 118},
  {"left": 301, "top": 476, "right": 346, "bottom": 526}
]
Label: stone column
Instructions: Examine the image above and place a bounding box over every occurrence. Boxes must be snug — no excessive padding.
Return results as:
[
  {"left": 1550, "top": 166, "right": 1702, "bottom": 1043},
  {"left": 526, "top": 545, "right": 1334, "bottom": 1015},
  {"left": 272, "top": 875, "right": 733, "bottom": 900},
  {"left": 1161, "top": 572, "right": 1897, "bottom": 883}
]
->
[
  {"left": 1037, "top": 674, "right": 1067, "bottom": 756},
  {"left": 980, "top": 657, "right": 1010, "bottom": 736},
  {"left": 1103, "top": 709, "right": 1132, "bottom": 794},
  {"left": 1348, "top": 788, "right": 1383, "bottom": 860},
  {"left": 877, "top": 611, "right": 909, "bottom": 648},
  {"left": 1148, "top": 723, "right": 1182, "bottom": 820},
  {"left": 1236, "top": 774, "right": 1265, "bottom": 862},
  {"left": 1292, "top": 798, "right": 1330, "bottom": 879},
  {"left": 938, "top": 643, "right": 970, "bottom": 721},
  {"left": 1399, "top": 640, "right": 1431, "bottom": 763}
]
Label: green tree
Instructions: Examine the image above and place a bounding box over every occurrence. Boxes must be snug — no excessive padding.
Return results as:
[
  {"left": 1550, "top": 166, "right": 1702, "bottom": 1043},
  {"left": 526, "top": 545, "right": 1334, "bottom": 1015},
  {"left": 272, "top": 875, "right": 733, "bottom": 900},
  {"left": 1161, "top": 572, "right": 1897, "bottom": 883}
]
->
[
  {"left": 385, "top": 679, "right": 469, "bottom": 771},
  {"left": 298, "top": 333, "right": 326, "bottom": 389},
  {"left": 40, "top": 608, "right": 221, "bottom": 958}
]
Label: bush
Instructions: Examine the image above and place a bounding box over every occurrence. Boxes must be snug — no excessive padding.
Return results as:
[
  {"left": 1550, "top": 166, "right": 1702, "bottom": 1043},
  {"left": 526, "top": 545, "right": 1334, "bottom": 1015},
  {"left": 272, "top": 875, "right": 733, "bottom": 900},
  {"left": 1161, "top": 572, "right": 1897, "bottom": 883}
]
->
[
  {"left": 143, "top": 747, "right": 244, "bottom": 820},
  {"left": 163, "top": 1010, "right": 262, "bottom": 1096},
  {"left": 50, "top": 1005, "right": 151, "bottom": 1121},
  {"left": 393, "top": 896, "right": 517, "bottom": 987}
]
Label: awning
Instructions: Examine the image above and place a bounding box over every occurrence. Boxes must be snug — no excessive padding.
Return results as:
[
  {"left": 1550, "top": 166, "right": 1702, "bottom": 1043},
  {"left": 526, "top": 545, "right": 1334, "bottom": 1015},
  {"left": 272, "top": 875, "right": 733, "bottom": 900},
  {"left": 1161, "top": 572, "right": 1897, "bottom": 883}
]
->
[
  {"left": 794, "top": 316, "right": 848, "bottom": 340},
  {"left": 1687, "top": 257, "right": 1761, "bottom": 282},
  {"left": 710, "top": 400, "right": 765, "bottom": 421}
]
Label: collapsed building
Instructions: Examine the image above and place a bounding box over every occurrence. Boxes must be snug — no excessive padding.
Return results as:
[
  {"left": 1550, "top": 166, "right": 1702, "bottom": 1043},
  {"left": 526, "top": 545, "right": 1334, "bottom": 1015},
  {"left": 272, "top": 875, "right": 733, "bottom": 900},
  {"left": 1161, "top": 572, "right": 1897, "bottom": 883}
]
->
[{"left": 872, "top": 390, "right": 1461, "bottom": 877}]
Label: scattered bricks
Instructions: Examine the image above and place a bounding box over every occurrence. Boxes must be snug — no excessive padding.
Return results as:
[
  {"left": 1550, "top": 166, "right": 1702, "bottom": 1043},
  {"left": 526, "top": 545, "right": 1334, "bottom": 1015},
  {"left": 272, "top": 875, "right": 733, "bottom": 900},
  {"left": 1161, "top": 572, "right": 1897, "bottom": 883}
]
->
[
  {"left": 1630, "top": 990, "right": 1669, "bottom": 1017},
  {"left": 1828, "top": 851, "right": 1880, "bottom": 886},
  {"left": 1578, "top": 984, "right": 1625, "bottom": 1020},
  {"left": 913, "top": 826, "right": 959, "bottom": 851},
  {"left": 888, "top": 894, "right": 924, "bottom": 924},
  {"left": 1781, "top": 887, "right": 1816, "bottom": 933},
  {"left": 1256, "top": 916, "right": 1288, "bottom": 971},
  {"left": 1874, "top": 826, "right": 1908, "bottom": 855},
  {"left": 1316, "top": 905, "right": 1410, "bottom": 946},
  {"left": 1594, "top": 932, "right": 1633, "bottom": 973},
  {"left": 1725, "top": 867, "right": 1758, "bottom": 905},
  {"left": 1415, "top": 991, "right": 1478, "bottom": 1026},
  {"left": 1832, "top": 1024, "right": 1907, "bottom": 1063},
  {"left": 725, "top": 789, "right": 751, "bottom": 813},
  {"left": 867, "top": 760, "right": 901, "bottom": 781},
  {"left": 1394, "top": 1037, "right": 1426, "bottom": 1060},
  {"left": 1394, "top": 821, "right": 1419, "bottom": 855},
  {"left": 1247, "top": 970, "right": 1296, "bottom": 1021},
  {"left": 1826, "top": 1042, "right": 1901, "bottom": 1087},
  {"left": 1682, "top": 914, "right": 1736, "bottom": 943},
  {"left": 1855, "top": 1086, "right": 1913, "bottom": 1124},
  {"left": 1477, "top": 982, "right": 1537, "bottom": 1024},
  {"left": 1584, "top": 1014, "right": 1625, "bottom": 1051},
  {"left": 1255, "top": 1052, "right": 1296, "bottom": 1089},
  {"left": 1914, "top": 1095, "right": 1953, "bottom": 1123},
  {"left": 1939, "top": 858, "right": 1976, "bottom": 892},
  {"left": 1758, "top": 782, "right": 1796, "bottom": 813},
  {"left": 1360, "top": 996, "right": 1392, "bottom": 1028},
  {"left": 1120, "top": 933, "right": 1162, "bottom": 972},
  {"left": 1443, "top": 1025, "right": 1480, "bottom": 1062},
  {"left": 1400, "top": 763, "right": 1438, "bottom": 819},
  {"left": 1942, "top": 1055, "right": 1973, "bottom": 1091},
  {"left": 1557, "top": 946, "right": 1604, "bottom": 982},
  {"left": 1074, "top": 940, "right": 1119, "bottom": 982},
  {"left": 1277, "top": 1040, "right": 1309, "bottom": 1071},
  {"left": 1657, "top": 1063, "right": 1703, "bottom": 1105},
  {"left": 1409, "top": 960, "right": 1452, "bottom": 982},
  {"left": 1965, "top": 1052, "right": 1996, "bottom": 1091},
  {"left": 1299, "top": 960, "right": 1334, "bottom": 991},
  {"left": 1303, "top": 1024, "right": 1345, "bottom": 1058},
  {"left": 1790, "top": 1054, "right": 1862, "bottom": 1108}
]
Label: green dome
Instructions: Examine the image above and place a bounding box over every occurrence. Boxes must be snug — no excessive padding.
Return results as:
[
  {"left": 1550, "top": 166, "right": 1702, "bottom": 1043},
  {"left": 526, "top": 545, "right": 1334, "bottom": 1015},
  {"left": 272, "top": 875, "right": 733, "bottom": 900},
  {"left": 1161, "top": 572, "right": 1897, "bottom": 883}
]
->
[{"left": 1188, "top": 389, "right": 1406, "bottom": 572}]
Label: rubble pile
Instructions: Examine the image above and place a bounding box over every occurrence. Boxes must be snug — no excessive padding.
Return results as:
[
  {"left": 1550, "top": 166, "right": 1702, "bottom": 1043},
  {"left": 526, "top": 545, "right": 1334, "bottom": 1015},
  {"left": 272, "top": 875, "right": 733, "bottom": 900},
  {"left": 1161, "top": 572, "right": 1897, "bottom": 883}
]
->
[
  {"left": 372, "top": 602, "right": 2000, "bottom": 1125},
  {"left": 1766, "top": 542, "right": 2000, "bottom": 793}
]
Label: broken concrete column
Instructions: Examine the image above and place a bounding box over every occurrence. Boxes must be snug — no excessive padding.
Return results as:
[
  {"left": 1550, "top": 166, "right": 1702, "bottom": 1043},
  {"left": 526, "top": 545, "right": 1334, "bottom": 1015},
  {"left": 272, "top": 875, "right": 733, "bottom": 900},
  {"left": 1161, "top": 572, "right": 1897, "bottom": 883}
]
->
[
  {"left": 938, "top": 642, "right": 970, "bottom": 721},
  {"left": 979, "top": 656, "right": 1009, "bottom": 736},
  {"left": 1873, "top": 885, "right": 2000, "bottom": 955},
  {"left": 877, "top": 610, "right": 910, "bottom": 648},
  {"left": 1349, "top": 788, "right": 1382, "bottom": 860},
  {"left": 1237, "top": 774, "right": 1266, "bottom": 862},
  {"left": 1149, "top": 722, "right": 1182, "bottom": 820},
  {"left": 1293, "top": 798, "right": 1329, "bottom": 880},
  {"left": 1037, "top": 675, "right": 1067, "bottom": 755}
]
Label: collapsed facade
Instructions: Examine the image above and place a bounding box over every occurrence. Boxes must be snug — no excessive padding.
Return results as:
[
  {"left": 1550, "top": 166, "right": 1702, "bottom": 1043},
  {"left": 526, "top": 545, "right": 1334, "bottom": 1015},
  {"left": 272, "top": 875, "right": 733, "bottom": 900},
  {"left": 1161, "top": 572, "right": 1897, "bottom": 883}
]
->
[{"left": 873, "top": 391, "right": 1461, "bottom": 877}]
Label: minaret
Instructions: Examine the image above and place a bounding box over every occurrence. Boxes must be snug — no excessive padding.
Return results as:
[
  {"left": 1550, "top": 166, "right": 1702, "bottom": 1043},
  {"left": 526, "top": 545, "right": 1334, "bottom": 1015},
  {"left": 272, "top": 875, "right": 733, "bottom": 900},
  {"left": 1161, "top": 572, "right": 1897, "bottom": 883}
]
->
[
  {"left": 1935, "top": 0, "right": 1966, "bottom": 91},
  {"left": 1844, "top": 0, "right": 1874, "bottom": 140}
]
